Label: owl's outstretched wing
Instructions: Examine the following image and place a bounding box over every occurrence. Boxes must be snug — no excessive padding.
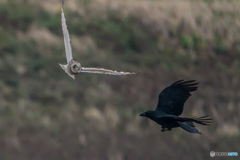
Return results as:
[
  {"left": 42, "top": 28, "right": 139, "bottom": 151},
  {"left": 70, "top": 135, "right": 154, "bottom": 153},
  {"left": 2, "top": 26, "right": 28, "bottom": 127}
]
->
[
  {"left": 61, "top": 0, "right": 73, "bottom": 63},
  {"left": 81, "top": 67, "right": 136, "bottom": 75}
]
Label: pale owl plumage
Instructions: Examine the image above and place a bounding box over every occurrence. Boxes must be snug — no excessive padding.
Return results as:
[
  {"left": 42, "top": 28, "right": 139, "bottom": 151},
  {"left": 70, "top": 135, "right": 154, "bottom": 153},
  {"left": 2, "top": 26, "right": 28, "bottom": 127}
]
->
[{"left": 59, "top": 0, "right": 136, "bottom": 79}]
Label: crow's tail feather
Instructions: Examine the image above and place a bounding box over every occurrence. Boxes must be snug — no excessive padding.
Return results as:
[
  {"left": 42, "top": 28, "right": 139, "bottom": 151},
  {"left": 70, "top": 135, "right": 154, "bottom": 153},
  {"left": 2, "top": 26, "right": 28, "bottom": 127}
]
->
[
  {"left": 157, "top": 115, "right": 212, "bottom": 134},
  {"left": 190, "top": 115, "right": 212, "bottom": 126},
  {"left": 177, "top": 115, "right": 211, "bottom": 134},
  {"left": 177, "top": 121, "right": 202, "bottom": 134}
]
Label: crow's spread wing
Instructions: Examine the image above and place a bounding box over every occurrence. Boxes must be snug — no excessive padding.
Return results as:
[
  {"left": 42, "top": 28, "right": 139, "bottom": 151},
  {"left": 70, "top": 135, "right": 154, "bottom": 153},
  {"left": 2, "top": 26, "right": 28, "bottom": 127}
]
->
[
  {"left": 155, "top": 80, "right": 198, "bottom": 116},
  {"left": 61, "top": 0, "right": 73, "bottom": 63}
]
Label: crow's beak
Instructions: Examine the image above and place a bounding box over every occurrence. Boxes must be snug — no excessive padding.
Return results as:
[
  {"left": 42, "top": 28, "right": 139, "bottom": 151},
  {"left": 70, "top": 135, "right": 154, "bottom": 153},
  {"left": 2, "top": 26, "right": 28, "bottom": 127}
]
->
[{"left": 139, "top": 112, "right": 146, "bottom": 116}]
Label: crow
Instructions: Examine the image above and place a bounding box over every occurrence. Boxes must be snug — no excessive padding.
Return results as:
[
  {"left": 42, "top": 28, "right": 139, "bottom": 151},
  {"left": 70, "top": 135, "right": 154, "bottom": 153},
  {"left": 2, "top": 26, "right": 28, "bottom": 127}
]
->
[{"left": 139, "top": 80, "right": 211, "bottom": 134}]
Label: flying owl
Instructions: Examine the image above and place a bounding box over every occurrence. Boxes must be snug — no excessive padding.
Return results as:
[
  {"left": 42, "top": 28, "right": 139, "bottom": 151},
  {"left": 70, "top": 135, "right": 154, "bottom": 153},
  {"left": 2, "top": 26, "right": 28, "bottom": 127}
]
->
[{"left": 59, "top": 1, "right": 136, "bottom": 79}]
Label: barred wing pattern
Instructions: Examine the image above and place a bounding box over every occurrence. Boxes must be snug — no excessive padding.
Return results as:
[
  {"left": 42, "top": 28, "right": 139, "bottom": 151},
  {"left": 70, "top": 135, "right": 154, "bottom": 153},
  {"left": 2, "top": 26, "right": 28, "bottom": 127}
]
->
[
  {"left": 61, "top": 0, "right": 73, "bottom": 63},
  {"left": 81, "top": 67, "right": 136, "bottom": 75}
]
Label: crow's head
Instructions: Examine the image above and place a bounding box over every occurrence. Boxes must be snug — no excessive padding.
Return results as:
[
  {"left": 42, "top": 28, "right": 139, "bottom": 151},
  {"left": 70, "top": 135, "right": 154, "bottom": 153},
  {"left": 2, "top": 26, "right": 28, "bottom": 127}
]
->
[{"left": 139, "top": 110, "right": 157, "bottom": 120}]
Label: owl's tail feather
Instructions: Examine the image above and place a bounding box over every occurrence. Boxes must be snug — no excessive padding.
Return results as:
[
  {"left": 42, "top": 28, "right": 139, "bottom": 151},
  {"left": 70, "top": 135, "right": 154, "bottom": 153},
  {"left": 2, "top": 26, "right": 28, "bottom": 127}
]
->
[{"left": 59, "top": 63, "right": 75, "bottom": 79}]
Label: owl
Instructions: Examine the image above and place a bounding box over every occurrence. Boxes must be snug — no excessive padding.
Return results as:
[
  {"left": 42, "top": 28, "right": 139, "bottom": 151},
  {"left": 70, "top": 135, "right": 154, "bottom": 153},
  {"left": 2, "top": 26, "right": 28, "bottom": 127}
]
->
[{"left": 59, "top": 1, "right": 136, "bottom": 79}]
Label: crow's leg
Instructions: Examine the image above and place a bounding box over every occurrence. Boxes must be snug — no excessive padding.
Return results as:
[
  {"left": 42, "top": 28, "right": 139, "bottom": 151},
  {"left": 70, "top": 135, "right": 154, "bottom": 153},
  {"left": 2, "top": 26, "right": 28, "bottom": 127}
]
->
[
  {"left": 161, "top": 127, "right": 165, "bottom": 132},
  {"left": 161, "top": 127, "right": 172, "bottom": 132}
]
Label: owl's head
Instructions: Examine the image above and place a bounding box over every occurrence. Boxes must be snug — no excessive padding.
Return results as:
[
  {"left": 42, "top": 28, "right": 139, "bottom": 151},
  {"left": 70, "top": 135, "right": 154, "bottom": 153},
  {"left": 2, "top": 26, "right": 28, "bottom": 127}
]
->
[{"left": 70, "top": 61, "right": 81, "bottom": 74}]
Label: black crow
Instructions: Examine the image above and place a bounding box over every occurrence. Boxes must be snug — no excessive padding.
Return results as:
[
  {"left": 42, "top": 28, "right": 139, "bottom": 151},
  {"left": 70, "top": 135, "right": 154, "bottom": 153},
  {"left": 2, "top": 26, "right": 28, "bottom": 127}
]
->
[{"left": 139, "top": 80, "right": 211, "bottom": 134}]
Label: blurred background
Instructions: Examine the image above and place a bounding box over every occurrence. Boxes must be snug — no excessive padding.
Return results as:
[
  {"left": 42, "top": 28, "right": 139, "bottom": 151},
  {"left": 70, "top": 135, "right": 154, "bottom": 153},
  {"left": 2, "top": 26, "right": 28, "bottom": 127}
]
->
[{"left": 0, "top": 0, "right": 239, "bottom": 159}]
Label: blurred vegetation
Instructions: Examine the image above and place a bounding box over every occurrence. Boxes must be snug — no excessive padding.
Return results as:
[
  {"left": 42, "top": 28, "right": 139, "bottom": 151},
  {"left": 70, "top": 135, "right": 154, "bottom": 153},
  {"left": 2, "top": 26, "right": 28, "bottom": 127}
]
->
[{"left": 0, "top": 0, "right": 240, "bottom": 160}]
